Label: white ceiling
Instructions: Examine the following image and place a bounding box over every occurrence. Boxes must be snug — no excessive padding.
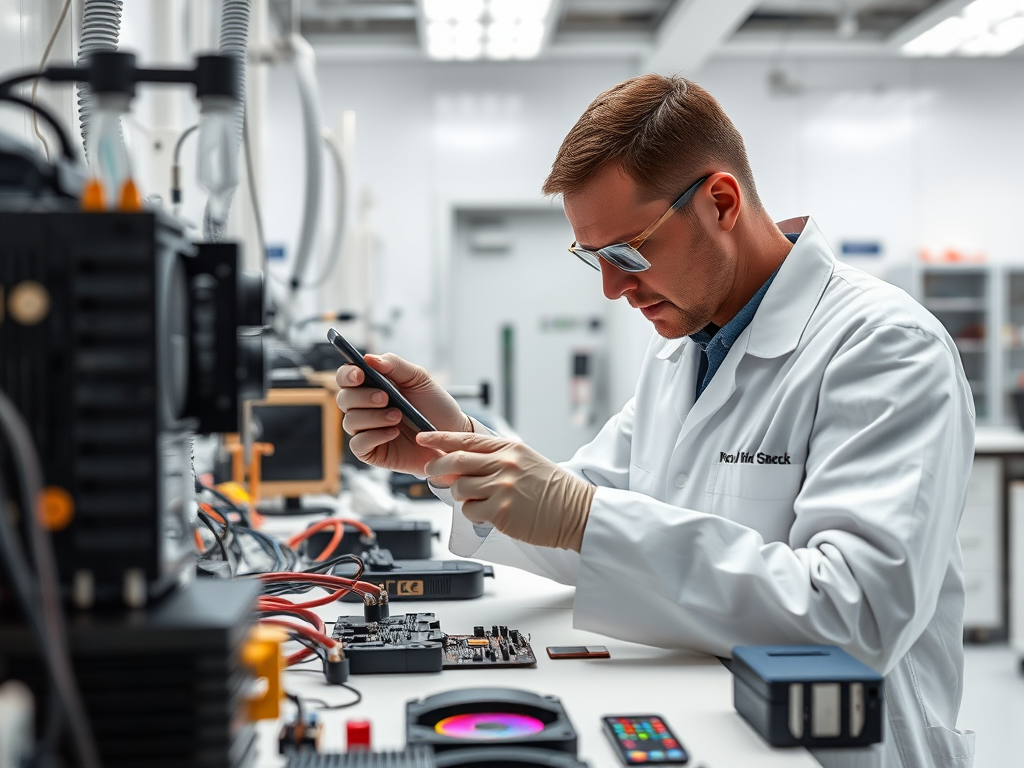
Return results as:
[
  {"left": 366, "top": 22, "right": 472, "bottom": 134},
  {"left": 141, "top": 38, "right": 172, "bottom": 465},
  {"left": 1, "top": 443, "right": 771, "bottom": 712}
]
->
[{"left": 279, "top": 0, "right": 955, "bottom": 63}]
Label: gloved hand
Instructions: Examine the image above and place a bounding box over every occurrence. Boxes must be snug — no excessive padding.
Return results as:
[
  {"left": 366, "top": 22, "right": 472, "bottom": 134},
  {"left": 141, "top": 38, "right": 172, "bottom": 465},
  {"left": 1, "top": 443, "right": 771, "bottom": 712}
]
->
[
  {"left": 418, "top": 432, "right": 596, "bottom": 552},
  {"left": 335, "top": 354, "right": 472, "bottom": 477}
]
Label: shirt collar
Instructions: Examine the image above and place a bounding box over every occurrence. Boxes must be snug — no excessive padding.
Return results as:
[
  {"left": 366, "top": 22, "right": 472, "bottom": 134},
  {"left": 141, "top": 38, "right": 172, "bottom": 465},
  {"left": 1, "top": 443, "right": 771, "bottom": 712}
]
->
[
  {"left": 653, "top": 216, "right": 834, "bottom": 361},
  {"left": 689, "top": 263, "right": 780, "bottom": 353}
]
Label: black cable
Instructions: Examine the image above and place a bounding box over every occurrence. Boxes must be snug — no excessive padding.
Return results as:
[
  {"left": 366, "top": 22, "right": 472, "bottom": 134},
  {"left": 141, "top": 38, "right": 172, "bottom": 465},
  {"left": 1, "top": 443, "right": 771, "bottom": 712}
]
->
[
  {"left": 0, "top": 69, "right": 44, "bottom": 94},
  {"left": 171, "top": 124, "right": 197, "bottom": 206},
  {"left": 307, "top": 684, "right": 362, "bottom": 710},
  {"left": 196, "top": 480, "right": 252, "bottom": 527},
  {"left": 0, "top": 391, "right": 101, "bottom": 768},
  {"left": 196, "top": 511, "right": 231, "bottom": 568},
  {"left": 0, "top": 93, "right": 75, "bottom": 158}
]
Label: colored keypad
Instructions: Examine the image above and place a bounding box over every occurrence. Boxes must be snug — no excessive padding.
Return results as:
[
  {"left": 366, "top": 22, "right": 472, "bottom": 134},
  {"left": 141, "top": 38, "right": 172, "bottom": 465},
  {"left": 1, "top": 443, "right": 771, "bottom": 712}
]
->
[{"left": 609, "top": 717, "right": 688, "bottom": 763}]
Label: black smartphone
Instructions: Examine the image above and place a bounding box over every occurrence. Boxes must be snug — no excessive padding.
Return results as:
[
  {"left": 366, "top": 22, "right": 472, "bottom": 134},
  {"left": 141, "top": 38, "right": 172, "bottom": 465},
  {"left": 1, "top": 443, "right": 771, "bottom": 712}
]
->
[
  {"left": 546, "top": 646, "right": 610, "bottom": 659},
  {"left": 602, "top": 715, "right": 689, "bottom": 765},
  {"left": 327, "top": 329, "right": 436, "bottom": 433}
]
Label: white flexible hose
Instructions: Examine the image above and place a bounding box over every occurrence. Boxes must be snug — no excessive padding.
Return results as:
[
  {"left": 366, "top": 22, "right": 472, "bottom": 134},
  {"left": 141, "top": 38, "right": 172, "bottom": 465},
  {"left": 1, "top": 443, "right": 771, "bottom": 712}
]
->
[
  {"left": 301, "top": 126, "right": 346, "bottom": 287},
  {"left": 287, "top": 32, "right": 324, "bottom": 291},
  {"left": 203, "top": 0, "right": 251, "bottom": 242},
  {"left": 76, "top": 0, "right": 123, "bottom": 158}
]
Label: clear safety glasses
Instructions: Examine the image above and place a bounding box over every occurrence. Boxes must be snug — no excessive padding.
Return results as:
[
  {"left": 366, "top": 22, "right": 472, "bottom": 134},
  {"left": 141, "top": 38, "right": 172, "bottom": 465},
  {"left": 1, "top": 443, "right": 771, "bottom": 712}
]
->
[{"left": 568, "top": 175, "right": 711, "bottom": 273}]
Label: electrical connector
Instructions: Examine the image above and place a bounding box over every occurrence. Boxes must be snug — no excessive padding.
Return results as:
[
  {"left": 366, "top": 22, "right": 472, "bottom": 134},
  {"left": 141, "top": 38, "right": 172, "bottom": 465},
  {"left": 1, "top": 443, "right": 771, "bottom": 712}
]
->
[{"left": 325, "top": 646, "right": 350, "bottom": 685}]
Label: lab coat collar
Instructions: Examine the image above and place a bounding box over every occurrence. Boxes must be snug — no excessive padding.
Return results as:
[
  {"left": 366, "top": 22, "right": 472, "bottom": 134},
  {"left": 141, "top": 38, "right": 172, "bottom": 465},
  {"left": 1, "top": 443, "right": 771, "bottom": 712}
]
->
[
  {"left": 652, "top": 216, "right": 833, "bottom": 361},
  {"left": 746, "top": 216, "right": 834, "bottom": 358}
]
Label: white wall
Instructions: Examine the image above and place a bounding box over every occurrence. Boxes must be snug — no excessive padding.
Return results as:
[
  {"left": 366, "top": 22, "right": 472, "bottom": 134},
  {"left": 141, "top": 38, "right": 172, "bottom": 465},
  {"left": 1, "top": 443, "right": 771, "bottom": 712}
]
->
[
  {"left": 0, "top": 0, "right": 77, "bottom": 154},
  {"left": 263, "top": 59, "right": 639, "bottom": 377},
  {"left": 264, "top": 52, "right": 1024, "bottom": 420},
  {"left": 699, "top": 55, "right": 1024, "bottom": 274}
]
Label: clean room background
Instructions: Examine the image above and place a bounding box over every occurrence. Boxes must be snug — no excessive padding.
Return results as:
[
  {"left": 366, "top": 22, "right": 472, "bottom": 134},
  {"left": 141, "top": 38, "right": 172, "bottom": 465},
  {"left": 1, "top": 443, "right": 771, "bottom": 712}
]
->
[{"left": 2, "top": 2, "right": 1024, "bottom": 765}]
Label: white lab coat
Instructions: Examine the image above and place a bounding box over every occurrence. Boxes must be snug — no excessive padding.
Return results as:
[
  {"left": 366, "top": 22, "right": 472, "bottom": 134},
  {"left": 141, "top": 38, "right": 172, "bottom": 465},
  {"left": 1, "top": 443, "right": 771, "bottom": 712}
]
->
[{"left": 434, "top": 217, "right": 976, "bottom": 768}]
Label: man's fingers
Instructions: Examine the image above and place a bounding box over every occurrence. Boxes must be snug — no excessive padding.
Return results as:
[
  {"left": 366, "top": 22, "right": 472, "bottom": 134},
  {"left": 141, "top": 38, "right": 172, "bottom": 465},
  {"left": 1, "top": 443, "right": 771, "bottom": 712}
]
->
[
  {"left": 336, "top": 364, "right": 364, "bottom": 388},
  {"left": 417, "top": 430, "right": 509, "bottom": 453},
  {"left": 366, "top": 353, "right": 430, "bottom": 389},
  {"left": 348, "top": 426, "right": 400, "bottom": 460},
  {"left": 336, "top": 386, "right": 388, "bottom": 413},
  {"left": 424, "top": 447, "right": 506, "bottom": 478},
  {"left": 342, "top": 407, "right": 403, "bottom": 436},
  {"left": 449, "top": 473, "right": 497, "bottom": 504}
]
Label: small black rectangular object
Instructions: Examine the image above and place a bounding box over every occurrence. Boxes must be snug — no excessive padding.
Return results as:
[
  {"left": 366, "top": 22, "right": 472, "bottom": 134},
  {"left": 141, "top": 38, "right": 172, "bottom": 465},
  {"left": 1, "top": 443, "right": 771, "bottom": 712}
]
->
[
  {"left": 305, "top": 517, "right": 435, "bottom": 560},
  {"left": 332, "top": 613, "right": 444, "bottom": 674},
  {"left": 339, "top": 558, "right": 493, "bottom": 601}
]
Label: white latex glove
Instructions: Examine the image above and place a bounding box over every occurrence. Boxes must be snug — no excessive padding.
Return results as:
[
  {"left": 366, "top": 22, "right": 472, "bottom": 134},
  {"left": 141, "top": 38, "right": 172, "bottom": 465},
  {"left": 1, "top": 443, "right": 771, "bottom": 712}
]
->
[
  {"left": 418, "top": 431, "right": 596, "bottom": 552},
  {"left": 335, "top": 353, "right": 472, "bottom": 478}
]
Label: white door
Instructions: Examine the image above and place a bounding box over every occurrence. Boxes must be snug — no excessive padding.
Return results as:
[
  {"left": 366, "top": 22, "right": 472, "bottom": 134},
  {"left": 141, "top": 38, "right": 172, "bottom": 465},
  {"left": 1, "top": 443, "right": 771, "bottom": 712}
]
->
[{"left": 450, "top": 206, "right": 610, "bottom": 462}]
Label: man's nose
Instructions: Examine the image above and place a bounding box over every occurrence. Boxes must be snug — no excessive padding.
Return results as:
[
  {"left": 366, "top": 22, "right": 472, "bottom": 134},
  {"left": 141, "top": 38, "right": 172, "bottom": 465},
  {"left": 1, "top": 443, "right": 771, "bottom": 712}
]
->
[{"left": 600, "top": 261, "right": 637, "bottom": 301}]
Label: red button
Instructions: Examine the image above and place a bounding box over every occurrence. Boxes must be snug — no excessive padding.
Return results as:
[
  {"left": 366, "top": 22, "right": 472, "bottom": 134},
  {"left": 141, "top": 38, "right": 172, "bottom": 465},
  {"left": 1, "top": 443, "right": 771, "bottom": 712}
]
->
[{"left": 346, "top": 720, "right": 372, "bottom": 752}]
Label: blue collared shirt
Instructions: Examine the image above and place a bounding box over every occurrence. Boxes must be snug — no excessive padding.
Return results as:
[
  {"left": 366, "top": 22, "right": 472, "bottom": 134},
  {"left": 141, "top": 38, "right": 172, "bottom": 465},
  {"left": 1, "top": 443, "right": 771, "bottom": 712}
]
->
[{"left": 689, "top": 233, "right": 798, "bottom": 399}]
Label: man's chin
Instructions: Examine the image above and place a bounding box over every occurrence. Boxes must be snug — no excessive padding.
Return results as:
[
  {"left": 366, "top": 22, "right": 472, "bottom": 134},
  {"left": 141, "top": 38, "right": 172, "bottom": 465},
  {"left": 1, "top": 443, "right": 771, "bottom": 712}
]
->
[{"left": 650, "top": 318, "right": 689, "bottom": 339}]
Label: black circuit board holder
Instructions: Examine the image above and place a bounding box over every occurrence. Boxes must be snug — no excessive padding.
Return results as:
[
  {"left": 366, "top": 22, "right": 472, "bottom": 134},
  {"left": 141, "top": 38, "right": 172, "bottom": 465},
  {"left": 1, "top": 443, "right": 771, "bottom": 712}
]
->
[{"left": 332, "top": 615, "right": 536, "bottom": 674}]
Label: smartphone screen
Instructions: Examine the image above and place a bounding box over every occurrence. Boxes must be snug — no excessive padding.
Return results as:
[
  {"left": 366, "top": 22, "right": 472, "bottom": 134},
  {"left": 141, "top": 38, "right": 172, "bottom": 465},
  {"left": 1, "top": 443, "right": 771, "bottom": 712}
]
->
[
  {"left": 327, "top": 329, "right": 436, "bottom": 433},
  {"left": 546, "top": 646, "right": 610, "bottom": 659},
  {"left": 602, "top": 715, "right": 689, "bottom": 765}
]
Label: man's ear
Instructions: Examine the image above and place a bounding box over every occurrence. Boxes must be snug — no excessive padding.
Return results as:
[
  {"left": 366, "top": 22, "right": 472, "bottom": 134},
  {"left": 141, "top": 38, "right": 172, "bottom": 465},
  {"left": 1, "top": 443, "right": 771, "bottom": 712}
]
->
[{"left": 702, "top": 173, "right": 742, "bottom": 233}]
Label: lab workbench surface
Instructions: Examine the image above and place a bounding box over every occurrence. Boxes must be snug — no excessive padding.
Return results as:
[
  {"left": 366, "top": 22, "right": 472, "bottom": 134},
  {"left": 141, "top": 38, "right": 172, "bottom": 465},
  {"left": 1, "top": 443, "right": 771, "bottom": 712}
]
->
[
  {"left": 253, "top": 501, "right": 823, "bottom": 768},
  {"left": 975, "top": 425, "right": 1024, "bottom": 454}
]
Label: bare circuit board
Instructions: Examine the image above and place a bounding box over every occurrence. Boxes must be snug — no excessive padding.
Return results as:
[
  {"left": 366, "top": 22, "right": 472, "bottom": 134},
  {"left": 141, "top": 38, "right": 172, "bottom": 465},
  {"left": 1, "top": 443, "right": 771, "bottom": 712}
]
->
[
  {"left": 332, "top": 615, "right": 536, "bottom": 673},
  {"left": 442, "top": 624, "right": 537, "bottom": 669}
]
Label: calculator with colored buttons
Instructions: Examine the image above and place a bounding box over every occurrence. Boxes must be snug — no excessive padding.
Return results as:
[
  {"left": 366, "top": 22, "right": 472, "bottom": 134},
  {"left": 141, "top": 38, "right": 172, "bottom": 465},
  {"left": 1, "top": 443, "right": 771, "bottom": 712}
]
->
[{"left": 601, "top": 715, "right": 689, "bottom": 765}]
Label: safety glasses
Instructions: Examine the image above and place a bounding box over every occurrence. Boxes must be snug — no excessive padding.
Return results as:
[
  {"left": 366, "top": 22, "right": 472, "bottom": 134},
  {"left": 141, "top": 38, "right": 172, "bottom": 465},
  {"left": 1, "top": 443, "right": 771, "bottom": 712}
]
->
[{"left": 568, "top": 175, "right": 711, "bottom": 273}]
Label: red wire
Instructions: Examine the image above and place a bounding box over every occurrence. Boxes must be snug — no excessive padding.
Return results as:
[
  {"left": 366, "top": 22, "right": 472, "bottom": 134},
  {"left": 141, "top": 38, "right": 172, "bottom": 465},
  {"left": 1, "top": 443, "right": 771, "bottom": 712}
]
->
[
  {"left": 286, "top": 518, "right": 375, "bottom": 562},
  {"left": 259, "top": 618, "right": 339, "bottom": 666}
]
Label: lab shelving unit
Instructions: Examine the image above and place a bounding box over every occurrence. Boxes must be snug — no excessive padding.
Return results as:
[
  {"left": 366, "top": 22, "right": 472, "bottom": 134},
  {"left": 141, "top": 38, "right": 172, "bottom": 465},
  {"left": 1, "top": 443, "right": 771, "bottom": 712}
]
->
[
  {"left": 920, "top": 266, "right": 996, "bottom": 423},
  {"left": 888, "top": 264, "right": 1014, "bottom": 636},
  {"left": 1003, "top": 269, "right": 1024, "bottom": 427}
]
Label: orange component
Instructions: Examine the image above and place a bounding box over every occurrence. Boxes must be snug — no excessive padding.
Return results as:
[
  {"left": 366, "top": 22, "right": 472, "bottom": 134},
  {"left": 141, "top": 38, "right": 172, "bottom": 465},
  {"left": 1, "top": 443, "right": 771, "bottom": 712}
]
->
[
  {"left": 37, "top": 486, "right": 74, "bottom": 531},
  {"left": 118, "top": 178, "right": 143, "bottom": 212},
  {"left": 194, "top": 528, "right": 206, "bottom": 553},
  {"left": 246, "top": 443, "right": 275, "bottom": 504},
  {"left": 80, "top": 178, "right": 106, "bottom": 211},
  {"left": 241, "top": 625, "right": 287, "bottom": 721},
  {"left": 223, "top": 437, "right": 275, "bottom": 504}
]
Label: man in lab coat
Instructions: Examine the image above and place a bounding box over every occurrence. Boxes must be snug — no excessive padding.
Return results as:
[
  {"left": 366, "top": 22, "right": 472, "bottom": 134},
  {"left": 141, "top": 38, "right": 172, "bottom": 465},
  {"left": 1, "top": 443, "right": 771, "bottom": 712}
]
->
[{"left": 336, "top": 75, "right": 975, "bottom": 768}]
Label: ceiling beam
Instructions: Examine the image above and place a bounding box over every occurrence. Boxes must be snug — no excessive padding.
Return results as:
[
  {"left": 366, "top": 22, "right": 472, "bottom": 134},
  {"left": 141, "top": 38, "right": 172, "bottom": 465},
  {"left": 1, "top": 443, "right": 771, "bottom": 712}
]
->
[
  {"left": 645, "top": 0, "right": 761, "bottom": 74},
  {"left": 887, "top": 0, "right": 972, "bottom": 48}
]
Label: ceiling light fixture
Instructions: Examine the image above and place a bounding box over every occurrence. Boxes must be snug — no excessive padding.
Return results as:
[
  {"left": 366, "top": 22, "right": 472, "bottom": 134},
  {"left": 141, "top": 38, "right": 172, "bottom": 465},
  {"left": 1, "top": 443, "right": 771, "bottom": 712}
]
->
[
  {"left": 902, "top": 0, "right": 1024, "bottom": 56},
  {"left": 424, "top": 0, "right": 552, "bottom": 61}
]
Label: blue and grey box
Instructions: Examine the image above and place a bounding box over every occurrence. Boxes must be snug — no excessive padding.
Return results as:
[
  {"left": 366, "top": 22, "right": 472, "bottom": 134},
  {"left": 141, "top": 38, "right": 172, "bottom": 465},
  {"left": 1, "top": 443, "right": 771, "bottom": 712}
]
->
[{"left": 732, "top": 645, "right": 884, "bottom": 748}]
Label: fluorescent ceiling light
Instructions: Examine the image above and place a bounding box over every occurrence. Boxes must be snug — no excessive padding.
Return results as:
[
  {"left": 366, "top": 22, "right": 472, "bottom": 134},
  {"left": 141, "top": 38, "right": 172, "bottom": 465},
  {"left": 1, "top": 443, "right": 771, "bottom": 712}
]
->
[
  {"left": 903, "top": 0, "right": 1024, "bottom": 56},
  {"left": 424, "top": 0, "right": 552, "bottom": 60},
  {"left": 489, "top": 0, "right": 551, "bottom": 23},
  {"left": 424, "top": 0, "right": 484, "bottom": 23}
]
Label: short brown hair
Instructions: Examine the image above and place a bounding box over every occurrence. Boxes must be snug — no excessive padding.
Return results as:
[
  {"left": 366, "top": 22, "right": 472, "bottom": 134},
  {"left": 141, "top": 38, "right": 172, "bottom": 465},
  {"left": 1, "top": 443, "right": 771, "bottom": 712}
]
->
[{"left": 542, "top": 74, "right": 761, "bottom": 208}]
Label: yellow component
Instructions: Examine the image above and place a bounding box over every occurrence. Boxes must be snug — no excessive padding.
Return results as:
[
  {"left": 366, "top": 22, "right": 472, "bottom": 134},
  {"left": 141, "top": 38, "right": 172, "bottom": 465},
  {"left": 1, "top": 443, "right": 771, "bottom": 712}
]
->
[
  {"left": 38, "top": 486, "right": 75, "bottom": 531},
  {"left": 118, "top": 178, "right": 143, "bottom": 212},
  {"left": 466, "top": 638, "right": 490, "bottom": 647},
  {"left": 7, "top": 281, "right": 50, "bottom": 326},
  {"left": 81, "top": 178, "right": 106, "bottom": 211},
  {"left": 242, "top": 625, "right": 287, "bottom": 721},
  {"left": 216, "top": 481, "right": 253, "bottom": 505}
]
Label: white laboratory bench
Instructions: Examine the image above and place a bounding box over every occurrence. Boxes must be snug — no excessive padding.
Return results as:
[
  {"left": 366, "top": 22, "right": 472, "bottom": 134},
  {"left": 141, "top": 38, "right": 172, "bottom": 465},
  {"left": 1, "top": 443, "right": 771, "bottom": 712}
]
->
[
  {"left": 974, "top": 426, "right": 1024, "bottom": 454},
  {"left": 253, "top": 499, "right": 822, "bottom": 768},
  {"left": 957, "top": 427, "right": 1024, "bottom": 638}
]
